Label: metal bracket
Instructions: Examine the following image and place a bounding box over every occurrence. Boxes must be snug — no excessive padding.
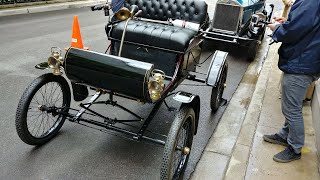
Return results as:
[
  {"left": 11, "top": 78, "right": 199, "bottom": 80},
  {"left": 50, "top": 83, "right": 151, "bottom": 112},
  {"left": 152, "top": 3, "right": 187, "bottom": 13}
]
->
[
  {"left": 71, "top": 91, "right": 102, "bottom": 122},
  {"left": 173, "top": 91, "right": 195, "bottom": 103}
]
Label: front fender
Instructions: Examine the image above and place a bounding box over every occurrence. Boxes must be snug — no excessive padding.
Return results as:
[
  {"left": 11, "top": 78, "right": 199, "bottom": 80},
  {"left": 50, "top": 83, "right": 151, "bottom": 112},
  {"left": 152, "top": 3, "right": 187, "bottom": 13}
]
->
[
  {"left": 35, "top": 62, "right": 50, "bottom": 70},
  {"left": 34, "top": 62, "right": 88, "bottom": 102},
  {"left": 173, "top": 91, "right": 200, "bottom": 135}
]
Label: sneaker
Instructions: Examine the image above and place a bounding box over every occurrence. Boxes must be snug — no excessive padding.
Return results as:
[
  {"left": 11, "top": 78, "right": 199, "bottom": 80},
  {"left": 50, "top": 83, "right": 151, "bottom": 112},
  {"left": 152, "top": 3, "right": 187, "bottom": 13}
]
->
[
  {"left": 273, "top": 146, "right": 301, "bottom": 163},
  {"left": 263, "top": 134, "right": 289, "bottom": 146}
]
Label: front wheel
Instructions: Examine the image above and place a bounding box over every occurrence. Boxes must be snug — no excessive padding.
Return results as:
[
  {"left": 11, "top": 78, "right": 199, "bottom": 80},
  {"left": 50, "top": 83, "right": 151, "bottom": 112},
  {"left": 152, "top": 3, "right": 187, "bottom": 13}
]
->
[
  {"left": 15, "top": 73, "right": 71, "bottom": 145},
  {"left": 210, "top": 62, "right": 228, "bottom": 112},
  {"left": 160, "top": 107, "right": 195, "bottom": 180}
]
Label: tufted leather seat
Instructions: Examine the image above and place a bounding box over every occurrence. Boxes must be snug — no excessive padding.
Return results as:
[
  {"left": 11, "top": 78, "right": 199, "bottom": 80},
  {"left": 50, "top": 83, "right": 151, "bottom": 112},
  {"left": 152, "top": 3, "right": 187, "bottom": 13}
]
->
[
  {"left": 111, "top": 20, "right": 197, "bottom": 52},
  {"left": 124, "top": 0, "right": 207, "bottom": 24},
  {"left": 109, "top": 0, "right": 208, "bottom": 52}
]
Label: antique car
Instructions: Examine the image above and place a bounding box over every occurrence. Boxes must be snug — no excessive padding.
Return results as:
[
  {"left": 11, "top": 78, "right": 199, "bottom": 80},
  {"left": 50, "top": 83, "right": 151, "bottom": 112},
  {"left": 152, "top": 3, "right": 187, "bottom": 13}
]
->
[
  {"left": 14, "top": 0, "right": 265, "bottom": 179},
  {"left": 205, "top": 0, "right": 274, "bottom": 61},
  {"left": 15, "top": 0, "right": 228, "bottom": 179}
]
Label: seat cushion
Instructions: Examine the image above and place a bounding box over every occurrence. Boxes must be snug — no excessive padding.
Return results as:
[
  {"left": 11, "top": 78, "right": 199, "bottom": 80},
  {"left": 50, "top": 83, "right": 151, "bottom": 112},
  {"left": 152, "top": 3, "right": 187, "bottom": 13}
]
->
[{"left": 110, "top": 20, "right": 197, "bottom": 52}]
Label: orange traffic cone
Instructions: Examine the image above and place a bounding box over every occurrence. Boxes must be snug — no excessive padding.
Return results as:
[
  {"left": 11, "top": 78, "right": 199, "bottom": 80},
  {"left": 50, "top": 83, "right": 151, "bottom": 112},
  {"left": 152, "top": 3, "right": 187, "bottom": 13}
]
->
[{"left": 70, "top": 15, "right": 84, "bottom": 49}]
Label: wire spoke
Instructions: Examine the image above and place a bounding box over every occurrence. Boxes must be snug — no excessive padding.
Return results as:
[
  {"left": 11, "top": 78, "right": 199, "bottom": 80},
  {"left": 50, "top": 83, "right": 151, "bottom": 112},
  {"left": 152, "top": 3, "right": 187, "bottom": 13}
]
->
[
  {"left": 49, "top": 83, "right": 60, "bottom": 105},
  {"left": 29, "top": 112, "right": 43, "bottom": 134},
  {"left": 26, "top": 81, "right": 66, "bottom": 138}
]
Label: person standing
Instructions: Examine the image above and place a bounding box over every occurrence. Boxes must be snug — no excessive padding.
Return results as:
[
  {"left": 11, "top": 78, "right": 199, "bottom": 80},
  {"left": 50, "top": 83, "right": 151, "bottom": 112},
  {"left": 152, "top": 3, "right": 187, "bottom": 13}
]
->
[{"left": 263, "top": 0, "right": 320, "bottom": 163}]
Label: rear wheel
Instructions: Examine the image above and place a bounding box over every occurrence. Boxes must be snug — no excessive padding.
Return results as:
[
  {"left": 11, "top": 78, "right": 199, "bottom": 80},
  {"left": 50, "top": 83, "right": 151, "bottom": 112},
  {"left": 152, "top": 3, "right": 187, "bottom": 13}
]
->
[
  {"left": 160, "top": 107, "right": 195, "bottom": 180},
  {"left": 15, "top": 73, "right": 71, "bottom": 145},
  {"left": 247, "top": 41, "right": 259, "bottom": 62},
  {"left": 210, "top": 63, "right": 228, "bottom": 112}
]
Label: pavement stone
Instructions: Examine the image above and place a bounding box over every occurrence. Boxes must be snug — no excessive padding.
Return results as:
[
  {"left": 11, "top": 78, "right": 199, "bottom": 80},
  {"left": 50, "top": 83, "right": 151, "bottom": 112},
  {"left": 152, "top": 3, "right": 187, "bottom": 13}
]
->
[
  {"left": 191, "top": 151, "right": 230, "bottom": 180},
  {"left": 224, "top": 144, "right": 250, "bottom": 180},
  {"left": 236, "top": 123, "right": 256, "bottom": 147},
  {"left": 246, "top": 123, "right": 319, "bottom": 180},
  {"left": 312, "top": 82, "right": 320, "bottom": 173}
]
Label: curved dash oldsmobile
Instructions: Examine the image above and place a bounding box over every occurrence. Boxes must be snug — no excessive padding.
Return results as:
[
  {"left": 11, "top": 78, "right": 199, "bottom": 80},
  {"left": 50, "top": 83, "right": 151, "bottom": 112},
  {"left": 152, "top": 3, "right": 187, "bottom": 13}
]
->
[{"left": 15, "top": 0, "right": 272, "bottom": 179}]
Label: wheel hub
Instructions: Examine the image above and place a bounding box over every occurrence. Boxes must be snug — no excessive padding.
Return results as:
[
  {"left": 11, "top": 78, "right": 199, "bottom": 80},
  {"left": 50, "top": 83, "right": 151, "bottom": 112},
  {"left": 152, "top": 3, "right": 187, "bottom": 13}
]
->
[
  {"left": 183, "top": 147, "right": 190, "bottom": 155},
  {"left": 38, "top": 105, "right": 47, "bottom": 111},
  {"left": 37, "top": 105, "right": 58, "bottom": 116}
]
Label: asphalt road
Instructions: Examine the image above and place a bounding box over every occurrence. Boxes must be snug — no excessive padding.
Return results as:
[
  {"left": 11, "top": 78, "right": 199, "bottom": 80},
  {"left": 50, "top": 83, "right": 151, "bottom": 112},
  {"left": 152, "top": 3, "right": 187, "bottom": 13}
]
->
[{"left": 0, "top": 8, "right": 251, "bottom": 180}]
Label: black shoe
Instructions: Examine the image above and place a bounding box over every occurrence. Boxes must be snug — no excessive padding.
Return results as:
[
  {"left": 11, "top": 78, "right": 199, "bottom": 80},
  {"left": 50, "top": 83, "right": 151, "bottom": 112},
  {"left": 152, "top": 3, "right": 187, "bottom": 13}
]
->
[
  {"left": 263, "top": 134, "right": 289, "bottom": 146},
  {"left": 273, "top": 146, "right": 301, "bottom": 163}
]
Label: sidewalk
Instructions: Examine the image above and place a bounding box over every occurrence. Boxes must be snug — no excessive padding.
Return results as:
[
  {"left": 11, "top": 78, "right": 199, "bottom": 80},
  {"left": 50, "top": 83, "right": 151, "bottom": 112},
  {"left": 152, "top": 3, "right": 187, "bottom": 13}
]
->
[{"left": 191, "top": 41, "right": 320, "bottom": 179}]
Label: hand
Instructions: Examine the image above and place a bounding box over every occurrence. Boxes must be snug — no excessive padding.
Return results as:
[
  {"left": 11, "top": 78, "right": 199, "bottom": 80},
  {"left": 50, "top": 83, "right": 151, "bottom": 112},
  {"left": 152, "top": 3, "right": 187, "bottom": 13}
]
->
[
  {"left": 283, "top": 0, "right": 294, "bottom": 6},
  {"left": 273, "top": 16, "right": 287, "bottom": 24},
  {"left": 287, "top": 0, "right": 294, "bottom": 6},
  {"left": 267, "top": 22, "right": 280, "bottom": 31}
]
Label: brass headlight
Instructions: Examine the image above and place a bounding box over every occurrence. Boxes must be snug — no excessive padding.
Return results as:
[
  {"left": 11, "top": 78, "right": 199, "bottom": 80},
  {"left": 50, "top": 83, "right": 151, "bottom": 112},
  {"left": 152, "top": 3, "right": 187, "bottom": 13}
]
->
[
  {"left": 48, "top": 56, "right": 59, "bottom": 68},
  {"left": 148, "top": 70, "right": 165, "bottom": 102},
  {"left": 48, "top": 47, "right": 64, "bottom": 75}
]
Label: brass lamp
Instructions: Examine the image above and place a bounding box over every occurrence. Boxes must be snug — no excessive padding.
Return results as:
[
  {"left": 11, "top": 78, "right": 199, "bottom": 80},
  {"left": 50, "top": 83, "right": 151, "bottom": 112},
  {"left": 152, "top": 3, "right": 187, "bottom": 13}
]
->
[
  {"left": 148, "top": 70, "right": 165, "bottom": 102},
  {"left": 47, "top": 47, "right": 64, "bottom": 75}
]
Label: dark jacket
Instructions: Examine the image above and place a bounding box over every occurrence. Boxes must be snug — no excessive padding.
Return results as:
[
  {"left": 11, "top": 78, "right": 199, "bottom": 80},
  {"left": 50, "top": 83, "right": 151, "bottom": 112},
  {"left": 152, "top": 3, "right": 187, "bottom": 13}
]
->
[{"left": 272, "top": 0, "right": 320, "bottom": 74}]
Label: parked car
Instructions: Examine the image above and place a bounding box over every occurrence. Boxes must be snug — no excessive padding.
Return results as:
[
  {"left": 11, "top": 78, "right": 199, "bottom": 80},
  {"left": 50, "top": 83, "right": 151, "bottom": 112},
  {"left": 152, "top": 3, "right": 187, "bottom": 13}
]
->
[{"left": 205, "top": 0, "right": 274, "bottom": 61}]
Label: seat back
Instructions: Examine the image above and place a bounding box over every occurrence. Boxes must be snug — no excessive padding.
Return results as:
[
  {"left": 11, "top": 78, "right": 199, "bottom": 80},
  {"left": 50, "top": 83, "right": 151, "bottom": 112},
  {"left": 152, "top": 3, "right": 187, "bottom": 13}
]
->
[{"left": 124, "top": 0, "right": 207, "bottom": 24}]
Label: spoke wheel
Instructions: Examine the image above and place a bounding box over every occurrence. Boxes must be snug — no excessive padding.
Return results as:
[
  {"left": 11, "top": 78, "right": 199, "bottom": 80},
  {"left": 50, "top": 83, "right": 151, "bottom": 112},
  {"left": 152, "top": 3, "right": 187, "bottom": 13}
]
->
[
  {"left": 161, "top": 107, "right": 195, "bottom": 180},
  {"left": 210, "top": 63, "right": 228, "bottom": 112},
  {"left": 16, "top": 73, "right": 71, "bottom": 145}
]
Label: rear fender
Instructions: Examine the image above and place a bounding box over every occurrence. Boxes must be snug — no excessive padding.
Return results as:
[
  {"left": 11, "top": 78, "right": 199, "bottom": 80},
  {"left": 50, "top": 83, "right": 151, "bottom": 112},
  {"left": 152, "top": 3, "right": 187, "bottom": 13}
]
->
[
  {"left": 173, "top": 91, "right": 200, "bottom": 135},
  {"left": 206, "top": 50, "right": 228, "bottom": 87}
]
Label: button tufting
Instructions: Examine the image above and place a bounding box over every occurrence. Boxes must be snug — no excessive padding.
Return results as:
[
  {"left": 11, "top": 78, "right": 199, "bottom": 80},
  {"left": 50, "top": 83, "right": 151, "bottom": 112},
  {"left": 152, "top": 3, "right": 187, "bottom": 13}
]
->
[{"left": 115, "top": 0, "right": 206, "bottom": 30}]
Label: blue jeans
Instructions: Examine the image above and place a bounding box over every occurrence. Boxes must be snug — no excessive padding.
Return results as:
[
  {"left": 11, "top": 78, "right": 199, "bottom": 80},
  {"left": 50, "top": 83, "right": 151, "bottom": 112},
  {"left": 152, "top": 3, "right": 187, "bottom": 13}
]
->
[{"left": 278, "top": 73, "right": 319, "bottom": 153}]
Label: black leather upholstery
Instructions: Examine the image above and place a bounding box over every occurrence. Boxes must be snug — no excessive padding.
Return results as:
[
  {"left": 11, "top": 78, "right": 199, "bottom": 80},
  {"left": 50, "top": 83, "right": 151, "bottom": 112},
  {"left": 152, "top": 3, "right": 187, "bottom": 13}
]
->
[
  {"left": 124, "top": 0, "right": 207, "bottom": 24},
  {"left": 109, "top": 0, "right": 208, "bottom": 52},
  {"left": 112, "top": 42, "right": 178, "bottom": 76},
  {"left": 110, "top": 20, "right": 197, "bottom": 52}
]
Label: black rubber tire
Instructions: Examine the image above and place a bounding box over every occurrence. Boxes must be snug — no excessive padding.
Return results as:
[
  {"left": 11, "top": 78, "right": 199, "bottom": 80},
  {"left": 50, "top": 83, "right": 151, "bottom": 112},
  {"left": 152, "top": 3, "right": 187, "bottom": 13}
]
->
[
  {"left": 210, "top": 62, "right": 228, "bottom": 112},
  {"left": 15, "top": 73, "right": 71, "bottom": 145},
  {"left": 247, "top": 41, "right": 259, "bottom": 62},
  {"left": 160, "top": 107, "right": 195, "bottom": 180}
]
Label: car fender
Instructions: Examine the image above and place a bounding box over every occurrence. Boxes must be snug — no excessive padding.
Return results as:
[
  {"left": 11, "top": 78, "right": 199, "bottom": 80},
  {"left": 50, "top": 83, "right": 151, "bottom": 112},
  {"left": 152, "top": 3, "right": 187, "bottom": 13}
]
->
[
  {"left": 206, "top": 50, "right": 228, "bottom": 87},
  {"left": 173, "top": 91, "right": 200, "bottom": 135}
]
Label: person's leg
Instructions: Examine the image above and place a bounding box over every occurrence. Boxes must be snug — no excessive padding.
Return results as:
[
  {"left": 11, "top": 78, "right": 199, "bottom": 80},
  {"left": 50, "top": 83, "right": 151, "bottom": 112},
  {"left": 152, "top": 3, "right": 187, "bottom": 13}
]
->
[
  {"left": 263, "top": 74, "right": 291, "bottom": 146},
  {"left": 273, "top": 73, "right": 315, "bottom": 163},
  {"left": 277, "top": 81, "right": 290, "bottom": 140},
  {"left": 280, "top": 73, "right": 313, "bottom": 153}
]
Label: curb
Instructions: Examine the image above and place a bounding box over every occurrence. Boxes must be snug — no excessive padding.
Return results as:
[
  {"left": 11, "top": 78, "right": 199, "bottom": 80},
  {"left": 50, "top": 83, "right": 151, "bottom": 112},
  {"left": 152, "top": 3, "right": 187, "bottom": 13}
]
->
[
  {"left": 224, "top": 42, "right": 280, "bottom": 179},
  {"left": 190, "top": 31, "right": 272, "bottom": 179},
  {"left": 0, "top": 0, "right": 106, "bottom": 17}
]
